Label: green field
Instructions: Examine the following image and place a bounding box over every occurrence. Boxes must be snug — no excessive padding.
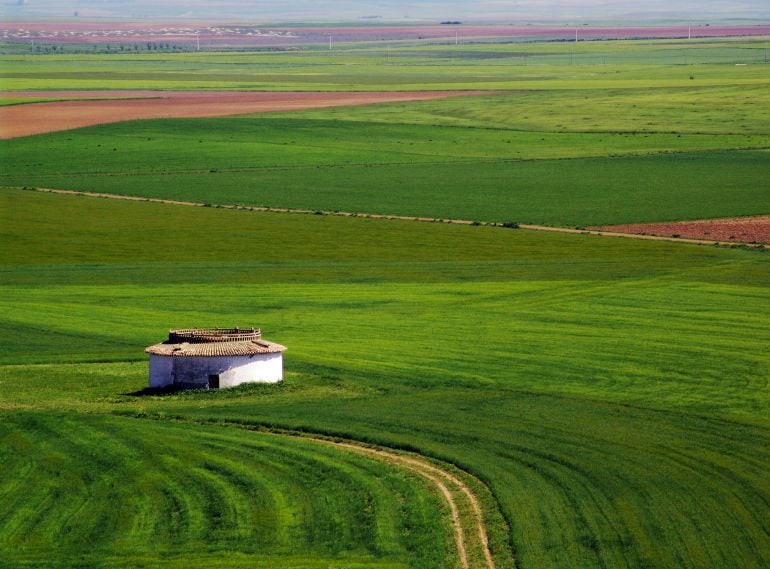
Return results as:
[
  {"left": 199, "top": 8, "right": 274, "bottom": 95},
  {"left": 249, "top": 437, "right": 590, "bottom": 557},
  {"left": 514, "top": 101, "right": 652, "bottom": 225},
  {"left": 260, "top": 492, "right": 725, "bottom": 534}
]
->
[
  {"left": 1, "top": 37, "right": 769, "bottom": 91},
  {"left": 3, "top": 86, "right": 770, "bottom": 226},
  {"left": 1, "top": 189, "right": 769, "bottom": 568},
  {"left": 0, "top": 97, "right": 60, "bottom": 106},
  {"left": 3, "top": 38, "right": 769, "bottom": 226},
  {"left": 1, "top": 36, "right": 770, "bottom": 569},
  {"left": 0, "top": 413, "right": 459, "bottom": 569}
]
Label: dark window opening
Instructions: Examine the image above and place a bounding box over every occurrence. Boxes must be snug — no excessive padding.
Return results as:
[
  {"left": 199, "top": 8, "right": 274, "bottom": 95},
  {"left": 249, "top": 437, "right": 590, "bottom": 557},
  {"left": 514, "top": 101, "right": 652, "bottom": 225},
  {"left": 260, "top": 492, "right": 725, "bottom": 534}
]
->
[{"left": 208, "top": 374, "right": 220, "bottom": 389}]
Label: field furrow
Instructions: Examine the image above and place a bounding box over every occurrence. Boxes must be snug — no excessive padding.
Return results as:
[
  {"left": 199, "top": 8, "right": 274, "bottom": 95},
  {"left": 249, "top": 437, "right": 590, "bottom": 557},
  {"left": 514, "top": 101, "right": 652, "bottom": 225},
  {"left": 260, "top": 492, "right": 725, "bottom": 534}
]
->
[{"left": 0, "top": 413, "right": 457, "bottom": 568}]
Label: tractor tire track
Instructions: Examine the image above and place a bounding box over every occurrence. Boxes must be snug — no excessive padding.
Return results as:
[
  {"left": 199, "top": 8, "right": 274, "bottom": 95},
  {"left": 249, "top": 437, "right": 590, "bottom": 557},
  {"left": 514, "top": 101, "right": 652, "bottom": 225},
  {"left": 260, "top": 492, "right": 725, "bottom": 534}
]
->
[{"left": 309, "top": 437, "right": 497, "bottom": 569}]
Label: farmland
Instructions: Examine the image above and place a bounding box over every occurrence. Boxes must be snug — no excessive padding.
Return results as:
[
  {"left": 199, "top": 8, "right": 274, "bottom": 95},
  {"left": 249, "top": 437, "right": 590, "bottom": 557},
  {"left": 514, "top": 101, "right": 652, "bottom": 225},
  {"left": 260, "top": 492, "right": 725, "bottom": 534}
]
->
[
  {"left": 0, "top": 90, "right": 486, "bottom": 138},
  {"left": 3, "top": 36, "right": 770, "bottom": 91},
  {"left": 2, "top": 188, "right": 769, "bottom": 568},
  {"left": 593, "top": 216, "right": 770, "bottom": 243},
  {"left": 1, "top": 31, "right": 770, "bottom": 569},
  {"left": 2, "top": 36, "right": 769, "bottom": 226}
]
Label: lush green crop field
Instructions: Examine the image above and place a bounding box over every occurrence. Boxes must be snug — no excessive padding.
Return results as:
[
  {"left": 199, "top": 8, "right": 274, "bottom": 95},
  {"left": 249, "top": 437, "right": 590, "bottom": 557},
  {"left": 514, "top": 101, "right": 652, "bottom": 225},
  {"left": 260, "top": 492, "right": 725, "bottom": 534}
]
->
[
  {"left": 1, "top": 189, "right": 768, "bottom": 568},
  {"left": 1, "top": 37, "right": 769, "bottom": 91},
  {"left": 0, "top": 412, "right": 457, "bottom": 569},
  {"left": 3, "top": 38, "right": 768, "bottom": 226},
  {"left": 2, "top": 35, "right": 769, "bottom": 569},
  {"left": 3, "top": 87, "right": 770, "bottom": 225}
]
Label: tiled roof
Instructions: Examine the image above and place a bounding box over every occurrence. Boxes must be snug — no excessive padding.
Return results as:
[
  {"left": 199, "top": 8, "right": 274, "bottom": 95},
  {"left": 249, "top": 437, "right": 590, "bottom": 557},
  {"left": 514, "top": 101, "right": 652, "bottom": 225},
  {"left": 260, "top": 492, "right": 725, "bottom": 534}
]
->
[
  {"left": 145, "top": 328, "right": 286, "bottom": 357},
  {"left": 146, "top": 339, "right": 286, "bottom": 357}
]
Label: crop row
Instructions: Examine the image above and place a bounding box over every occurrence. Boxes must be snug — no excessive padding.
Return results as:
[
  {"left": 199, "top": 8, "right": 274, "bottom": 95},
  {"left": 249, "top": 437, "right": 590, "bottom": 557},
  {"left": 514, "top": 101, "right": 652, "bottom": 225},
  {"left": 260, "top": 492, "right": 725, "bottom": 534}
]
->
[{"left": 0, "top": 412, "right": 453, "bottom": 568}]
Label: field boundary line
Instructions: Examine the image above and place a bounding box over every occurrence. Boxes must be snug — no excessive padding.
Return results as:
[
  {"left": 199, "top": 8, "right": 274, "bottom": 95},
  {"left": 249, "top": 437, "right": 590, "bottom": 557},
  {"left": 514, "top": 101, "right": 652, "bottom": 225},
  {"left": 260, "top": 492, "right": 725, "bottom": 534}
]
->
[{"left": 23, "top": 186, "right": 768, "bottom": 248}]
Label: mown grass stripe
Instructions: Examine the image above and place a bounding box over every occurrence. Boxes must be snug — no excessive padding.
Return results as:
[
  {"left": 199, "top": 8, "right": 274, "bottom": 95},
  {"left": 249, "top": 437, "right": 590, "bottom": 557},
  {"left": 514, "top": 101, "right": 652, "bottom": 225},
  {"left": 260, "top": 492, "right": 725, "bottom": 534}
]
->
[{"left": 0, "top": 412, "right": 455, "bottom": 567}]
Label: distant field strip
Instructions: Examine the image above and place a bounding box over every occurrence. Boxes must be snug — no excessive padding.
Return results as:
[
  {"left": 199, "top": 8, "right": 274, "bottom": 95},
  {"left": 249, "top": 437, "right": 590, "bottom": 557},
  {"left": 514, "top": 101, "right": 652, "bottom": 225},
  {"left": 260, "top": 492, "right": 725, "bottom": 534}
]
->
[
  {"left": 2, "top": 37, "right": 769, "bottom": 91},
  {"left": 3, "top": 90, "right": 768, "bottom": 225},
  {"left": 0, "top": 90, "right": 489, "bottom": 138},
  {"left": 24, "top": 187, "right": 770, "bottom": 246}
]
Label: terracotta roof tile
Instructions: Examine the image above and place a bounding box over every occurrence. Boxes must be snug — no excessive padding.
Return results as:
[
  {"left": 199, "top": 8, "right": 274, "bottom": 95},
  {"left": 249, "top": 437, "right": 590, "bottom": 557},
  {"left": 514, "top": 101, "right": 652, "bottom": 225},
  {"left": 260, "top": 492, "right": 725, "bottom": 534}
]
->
[{"left": 145, "top": 328, "right": 286, "bottom": 357}]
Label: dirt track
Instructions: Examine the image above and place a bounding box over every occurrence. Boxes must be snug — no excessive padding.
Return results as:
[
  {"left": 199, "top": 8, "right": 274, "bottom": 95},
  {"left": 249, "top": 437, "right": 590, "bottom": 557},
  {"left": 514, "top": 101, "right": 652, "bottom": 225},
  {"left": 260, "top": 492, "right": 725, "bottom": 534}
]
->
[
  {"left": 311, "top": 438, "right": 497, "bottom": 569},
  {"left": 135, "top": 411, "right": 502, "bottom": 568},
  {"left": 27, "top": 188, "right": 769, "bottom": 248},
  {"left": 0, "top": 90, "right": 488, "bottom": 139}
]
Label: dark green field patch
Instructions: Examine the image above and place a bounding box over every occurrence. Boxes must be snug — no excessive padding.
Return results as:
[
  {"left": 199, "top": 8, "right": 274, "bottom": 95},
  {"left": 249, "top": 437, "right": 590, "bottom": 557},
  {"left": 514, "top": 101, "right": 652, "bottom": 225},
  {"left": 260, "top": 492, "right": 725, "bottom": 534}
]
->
[
  {"left": 2, "top": 116, "right": 769, "bottom": 226},
  {"left": 5, "top": 149, "right": 768, "bottom": 226}
]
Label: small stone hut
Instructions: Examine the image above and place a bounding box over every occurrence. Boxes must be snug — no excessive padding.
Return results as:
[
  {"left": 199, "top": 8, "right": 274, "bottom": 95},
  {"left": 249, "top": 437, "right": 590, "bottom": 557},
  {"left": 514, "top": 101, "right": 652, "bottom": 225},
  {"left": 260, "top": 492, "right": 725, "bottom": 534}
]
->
[{"left": 145, "top": 328, "right": 286, "bottom": 389}]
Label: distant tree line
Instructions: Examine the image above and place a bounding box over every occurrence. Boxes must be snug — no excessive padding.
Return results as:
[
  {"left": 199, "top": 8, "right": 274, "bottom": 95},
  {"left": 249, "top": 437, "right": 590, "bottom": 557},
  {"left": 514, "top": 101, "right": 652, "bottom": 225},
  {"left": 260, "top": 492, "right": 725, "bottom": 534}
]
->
[{"left": 8, "top": 42, "right": 192, "bottom": 55}]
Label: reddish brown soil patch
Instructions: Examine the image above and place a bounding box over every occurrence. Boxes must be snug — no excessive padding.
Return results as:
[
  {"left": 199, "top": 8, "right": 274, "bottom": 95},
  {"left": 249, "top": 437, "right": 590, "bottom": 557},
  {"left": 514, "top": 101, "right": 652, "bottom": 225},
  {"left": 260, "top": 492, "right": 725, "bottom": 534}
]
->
[
  {"left": 0, "top": 90, "right": 487, "bottom": 138},
  {"left": 590, "top": 217, "right": 770, "bottom": 244}
]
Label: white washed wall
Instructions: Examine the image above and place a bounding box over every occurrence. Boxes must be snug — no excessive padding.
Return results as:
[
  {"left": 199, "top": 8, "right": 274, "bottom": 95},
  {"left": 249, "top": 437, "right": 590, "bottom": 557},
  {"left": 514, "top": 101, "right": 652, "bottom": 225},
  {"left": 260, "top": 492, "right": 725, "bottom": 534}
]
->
[
  {"left": 149, "top": 352, "right": 283, "bottom": 388},
  {"left": 149, "top": 354, "right": 174, "bottom": 388}
]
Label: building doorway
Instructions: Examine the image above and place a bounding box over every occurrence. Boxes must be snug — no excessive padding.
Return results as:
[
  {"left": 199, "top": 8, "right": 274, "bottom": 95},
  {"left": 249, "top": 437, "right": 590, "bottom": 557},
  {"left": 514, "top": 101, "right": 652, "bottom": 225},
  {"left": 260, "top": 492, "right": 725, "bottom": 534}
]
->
[{"left": 207, "top": 374, "right": 220, "bottom": 389}]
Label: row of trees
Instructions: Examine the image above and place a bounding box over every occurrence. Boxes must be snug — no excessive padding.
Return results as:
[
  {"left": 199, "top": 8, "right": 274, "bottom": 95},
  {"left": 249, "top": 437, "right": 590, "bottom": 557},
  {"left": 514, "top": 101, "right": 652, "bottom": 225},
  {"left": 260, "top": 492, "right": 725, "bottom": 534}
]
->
[{"left": 23, "top": 42, "right": 191, "bottom": 55}]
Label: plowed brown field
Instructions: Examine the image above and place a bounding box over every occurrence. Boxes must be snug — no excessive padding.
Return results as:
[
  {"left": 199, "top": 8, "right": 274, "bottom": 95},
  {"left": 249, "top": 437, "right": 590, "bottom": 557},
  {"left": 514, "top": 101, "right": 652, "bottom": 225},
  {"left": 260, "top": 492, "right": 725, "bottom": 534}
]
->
[
  {"left": 591, "top": 217, "right": 770, "bottom": 244},
  {"left": 0, "top": 90, "right": 486, "bottom": 138}
]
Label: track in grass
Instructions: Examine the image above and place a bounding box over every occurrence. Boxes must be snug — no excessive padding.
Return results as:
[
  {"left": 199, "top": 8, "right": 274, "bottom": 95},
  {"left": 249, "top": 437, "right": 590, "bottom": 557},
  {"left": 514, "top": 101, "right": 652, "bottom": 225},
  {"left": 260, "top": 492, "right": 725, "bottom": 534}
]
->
[
  {"left": 3, "top": 94, "right": 768, "bottom": 226},
  {"left": 308, "top": 436, "right": 497, "bottom": 569},
  {"left": 25, "top": 187, "right": 770, "bottom": 248}
]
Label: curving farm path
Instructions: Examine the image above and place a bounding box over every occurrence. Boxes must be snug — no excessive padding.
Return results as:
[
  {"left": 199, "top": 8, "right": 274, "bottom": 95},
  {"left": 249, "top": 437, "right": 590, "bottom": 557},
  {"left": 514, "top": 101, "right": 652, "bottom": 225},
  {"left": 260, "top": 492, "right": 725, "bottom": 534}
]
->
[
  {"left": 161, "top": 417, "right": 502, "bottom": 569},
  {"left": 308, "top": 437, "right": 498, "bottom": 569}
]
